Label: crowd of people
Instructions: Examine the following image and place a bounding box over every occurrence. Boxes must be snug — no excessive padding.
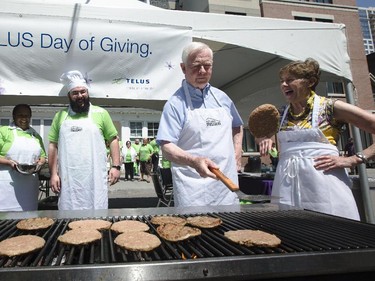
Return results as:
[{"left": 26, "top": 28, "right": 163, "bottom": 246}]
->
[{"left": 1, "top": 42, "right": 375, "bottom": 221}]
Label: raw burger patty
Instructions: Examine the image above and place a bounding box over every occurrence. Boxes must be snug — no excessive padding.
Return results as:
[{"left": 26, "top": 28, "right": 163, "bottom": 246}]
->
[
  {"left": 248, "top": 104, "right": 280, "bottom": 138},
  {"left": 150, "top": 216, "right": 186, "bottom": 226},
  {"left": 111, "top": 220, "right": 150, "bottom": 233},
  {"left": 157, "top": 223, "right": 201, "bottom": 242},
  {"left": 224, "top": 230, "right": 281, "bottom": 247},
  {"left": 16, "top": 217, "right": 54, "bottom": 230},
  {"left": 58, "top": 229, "right": 102, "bottom": 245},
  {"left": 68, "top": 219, "right": 112, "bottom": 230},
  {"left": 0, "top": 235, "right": 45, "bottom": 257},
  {"left": 114, "top": 232, "right": 161, "bottom": 252},
  {"left": 186, "top": 216, "right": 222, "bottom": 228}
]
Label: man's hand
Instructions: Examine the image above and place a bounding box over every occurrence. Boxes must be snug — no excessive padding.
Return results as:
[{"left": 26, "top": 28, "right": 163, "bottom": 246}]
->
[
  {"left": 108, "top": 168, "right": 120, "bottom": 185},
  {"left": 190, "top": 156, "right": 219, "bottom": 179},
  {"left": 50, "top": 173, "right": 61, "bottom": 193}
]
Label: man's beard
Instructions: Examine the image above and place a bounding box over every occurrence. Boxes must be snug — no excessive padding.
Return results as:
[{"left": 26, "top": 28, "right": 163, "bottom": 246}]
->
[{"left": 69, "top": 96, "right": 90, "bottom": 113}]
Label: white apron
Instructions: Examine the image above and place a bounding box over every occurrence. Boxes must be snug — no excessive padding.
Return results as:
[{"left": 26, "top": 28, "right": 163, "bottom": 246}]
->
[
  {"left": 172, "top": 80, "right": 239, "bottom": 207},
  {"left": 0, "top": 128, "right": 41, "bottom": 211},
  {"left": 272, "top": 96, "right": 360, "bottom": 220},
  {"left": 58, "top": 107, "right": 108, "bottom": 210}
]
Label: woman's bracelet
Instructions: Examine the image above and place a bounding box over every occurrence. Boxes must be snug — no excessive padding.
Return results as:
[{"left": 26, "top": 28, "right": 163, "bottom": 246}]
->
[{"left": 355, "top": 152, "right": 368, "bottom": 164}]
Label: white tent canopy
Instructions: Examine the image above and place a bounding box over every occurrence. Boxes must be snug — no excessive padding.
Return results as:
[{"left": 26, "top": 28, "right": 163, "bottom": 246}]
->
[{"left": 1, "top": 0, "right": 353, "bottom": 122}]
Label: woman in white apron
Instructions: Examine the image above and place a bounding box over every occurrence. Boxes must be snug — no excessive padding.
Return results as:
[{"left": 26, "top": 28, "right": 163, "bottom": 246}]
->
[
  {"left": 256, "top": 58, "right": 369, "bottom": 221},
  {"left": 0, "top": 104, "right": 46, "bottom": 211},
  {"left": 172, "top": 80, "right": 239, "bottom": 207},
  {"left": 272, "top": 94, "right": 359, "bottom": 220}
]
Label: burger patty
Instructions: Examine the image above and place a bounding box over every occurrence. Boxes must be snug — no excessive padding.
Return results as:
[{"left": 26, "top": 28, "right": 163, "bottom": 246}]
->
[
  {"left": 114, "top": 232, "right": 161, "bottom": 252},
  {"left": 0, "top": 235, "right": 45, "bottom": 257},
  {"left": 150, "top": 216, "right": 186, "bottom": 226},
  {"left": 186, "top": 216, "right": 222, "bottom": 228},
  {"left": 58, "top": 229, "right": 102, "bottom": 245},
  {"left": 224, "top": 230, "right": 281, "bottom": 248},
  {"left": 68, "top": 219, "right": 112, "bottom": 231},
  {"left": 157, "top": 223, "right": 201, "bottom": 242},
  {"left": 16, "top": 217, "right": 54, "bottom": 231},
  {"left": 111, "top": 220, "right": 150, "bottom": 233},
  {"left": 248, "top": 104, "right": 280, "bottom": 138}
]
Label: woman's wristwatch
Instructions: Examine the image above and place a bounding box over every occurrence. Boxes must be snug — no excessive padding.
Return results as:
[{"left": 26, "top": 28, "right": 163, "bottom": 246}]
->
[
  {"left": 112, "top": 165, "right": 121, "bottom": 170},
  {"left": 355, "top": 153, "right": 368, "bottom": 164}
]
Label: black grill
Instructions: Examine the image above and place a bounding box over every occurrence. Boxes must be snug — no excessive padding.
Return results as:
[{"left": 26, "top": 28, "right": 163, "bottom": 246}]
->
[{"left": 1, "top": 209, "right": 375, "bottom": 280}]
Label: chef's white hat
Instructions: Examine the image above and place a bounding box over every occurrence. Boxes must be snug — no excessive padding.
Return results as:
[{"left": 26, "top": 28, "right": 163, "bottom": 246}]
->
[{"left": 60, "top": 70, "right": 88, "bottom": 92}]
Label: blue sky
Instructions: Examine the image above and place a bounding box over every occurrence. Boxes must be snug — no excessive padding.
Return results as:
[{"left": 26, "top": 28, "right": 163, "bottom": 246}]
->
[{"left": 357, "top": 0, "right": 375, "bottom": 7}]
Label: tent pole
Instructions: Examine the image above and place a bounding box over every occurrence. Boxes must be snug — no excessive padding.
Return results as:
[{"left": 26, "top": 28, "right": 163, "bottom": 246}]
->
[{"left": 345, "top": 80, "right": 375, "bottom": 223}]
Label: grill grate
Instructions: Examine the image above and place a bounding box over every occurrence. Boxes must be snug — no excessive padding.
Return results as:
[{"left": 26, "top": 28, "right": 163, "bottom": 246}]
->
[{"left": 1, "top": 210, "right": 375, "bottom": 268}]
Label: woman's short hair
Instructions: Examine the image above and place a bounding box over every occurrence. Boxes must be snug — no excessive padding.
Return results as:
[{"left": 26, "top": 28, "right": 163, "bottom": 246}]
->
[{"left": 279, "top": 58, "right": 321, "bottom": 90}]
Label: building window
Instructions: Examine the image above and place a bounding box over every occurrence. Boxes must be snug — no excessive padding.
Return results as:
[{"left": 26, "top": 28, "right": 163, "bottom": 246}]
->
[
  {"left": 243, "top": 129, "right": 257, "bottom": 153},
  {"left": 130, "top": 122, "right": 143, "bottom": 139},
  {"left": 314, "top": 0, "right": 333, "bottom": 3},
  {"left": 225, "top": 11, "right": 246, "bottom": 16},
  {"left": 294, "top": 16, "right": 312, "bottom": 21},
  {"left": 316, "top": 18, "right": 333, "bottom": 23},
  {"left": 147, "top": 122, "right": 159, "bottom": 138},
  {"left": 0, "top": 119, "right": 10, "bottom": 126},
  {"left": 43, "top": 119, "right": 52, "bottom": 152},
  {"left": 31, "top": 119, "right": 41, "bottom": 133},
  {"left": 326, "top": 82, "right": 345, "bottom": 97}
]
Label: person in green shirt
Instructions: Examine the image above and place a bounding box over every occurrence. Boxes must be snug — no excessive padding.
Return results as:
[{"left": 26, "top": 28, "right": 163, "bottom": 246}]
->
[
  {"left": 122, "top": 140, "right": 137, "bottom": 181},
  {"left": 48, "top": 70, "right": 121, "bottom": 210},
  {"left": 132, "top": 138, "right": 141, "bottom": 176},
  {"left": 138, "top": 138, "right": 153, "bottom": 183},
  {"left": 149, "top": 137, "right": 160, "bottom": 172},
  {"left": 0, "top": 104, "right": 46, "bottom": 211}
]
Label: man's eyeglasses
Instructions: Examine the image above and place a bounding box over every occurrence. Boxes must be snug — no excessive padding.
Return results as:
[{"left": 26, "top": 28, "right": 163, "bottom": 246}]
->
[{"left": 188, "top": 63, "right": 213, "bottom": 71}]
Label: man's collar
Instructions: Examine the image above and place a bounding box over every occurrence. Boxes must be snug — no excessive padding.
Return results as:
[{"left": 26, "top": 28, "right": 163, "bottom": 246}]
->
[{"left": 185, "top": 81, "right": 211, "bottom": 95}]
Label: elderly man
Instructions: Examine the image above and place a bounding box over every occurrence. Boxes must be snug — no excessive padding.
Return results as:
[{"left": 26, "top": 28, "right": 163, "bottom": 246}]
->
[
  {"left": 157, "top": 42, "right": 243, "bottom": 207},
  {"left": 48, "top": 70, "right": 121, "bottom": 210}
]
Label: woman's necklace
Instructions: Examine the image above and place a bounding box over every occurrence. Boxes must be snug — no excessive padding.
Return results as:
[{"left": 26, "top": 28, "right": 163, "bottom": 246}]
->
[
  {"left": 288, "top": 92, "right": 314, "bottom": 121},
  {"left": 288, "top": 106, "right": 309, "bottom": 121}
]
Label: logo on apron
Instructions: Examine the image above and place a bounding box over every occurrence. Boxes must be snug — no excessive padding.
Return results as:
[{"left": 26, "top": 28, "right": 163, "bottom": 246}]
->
[{"left": 206, "top": 118, "right": 221, "bottom": 127}]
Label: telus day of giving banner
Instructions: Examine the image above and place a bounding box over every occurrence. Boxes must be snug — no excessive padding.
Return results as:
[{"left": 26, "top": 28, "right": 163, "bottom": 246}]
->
[{"left": 0, "top": 13, "right": 192, "bottom": 100}]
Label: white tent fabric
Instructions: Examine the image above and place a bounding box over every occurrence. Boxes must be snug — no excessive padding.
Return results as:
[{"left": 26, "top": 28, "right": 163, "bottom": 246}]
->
[{"left": 1, "top": 0, "right": 352, "bottom": 119}]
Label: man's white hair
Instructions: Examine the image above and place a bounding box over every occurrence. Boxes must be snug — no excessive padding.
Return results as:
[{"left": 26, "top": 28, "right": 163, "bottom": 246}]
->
[{"left": 181, "top": 42, "right": 213, "bottom": 64}]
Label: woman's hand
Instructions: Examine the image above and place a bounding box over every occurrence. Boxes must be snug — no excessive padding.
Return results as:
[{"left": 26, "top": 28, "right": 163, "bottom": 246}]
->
[
  {"left": 314, "top": 155, "right": 357, "bottom": 172},
  {"left": 256, "top": 137, "right": 273, "bottom": 156}
]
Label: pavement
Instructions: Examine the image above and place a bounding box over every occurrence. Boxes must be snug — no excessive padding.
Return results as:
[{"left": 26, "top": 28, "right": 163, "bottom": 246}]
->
[{"left": 108, "top": 173, "right": 157, "bottom": 199}]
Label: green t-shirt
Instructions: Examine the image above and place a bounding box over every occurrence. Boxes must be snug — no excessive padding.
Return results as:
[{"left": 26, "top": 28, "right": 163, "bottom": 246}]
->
[
  {"left": 132, "top": 143, "right": 141, "bottom": 153},
  {"left": 149, "top": 139, "right": 160, "bottom": 154},
  {"left": 0, "top": 125, "right": 46, "bottom": 157},
  {"left": 139, "top": 144, "right": 153, "bottom": 162},
  {"left": 48, "top": 105, "right": 118, "bottom": 144}
]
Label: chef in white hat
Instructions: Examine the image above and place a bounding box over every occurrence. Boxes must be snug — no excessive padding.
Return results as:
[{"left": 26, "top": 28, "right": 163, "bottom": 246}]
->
[{"left": 48, "top": 70, "right": 121, "bottom": 210}]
